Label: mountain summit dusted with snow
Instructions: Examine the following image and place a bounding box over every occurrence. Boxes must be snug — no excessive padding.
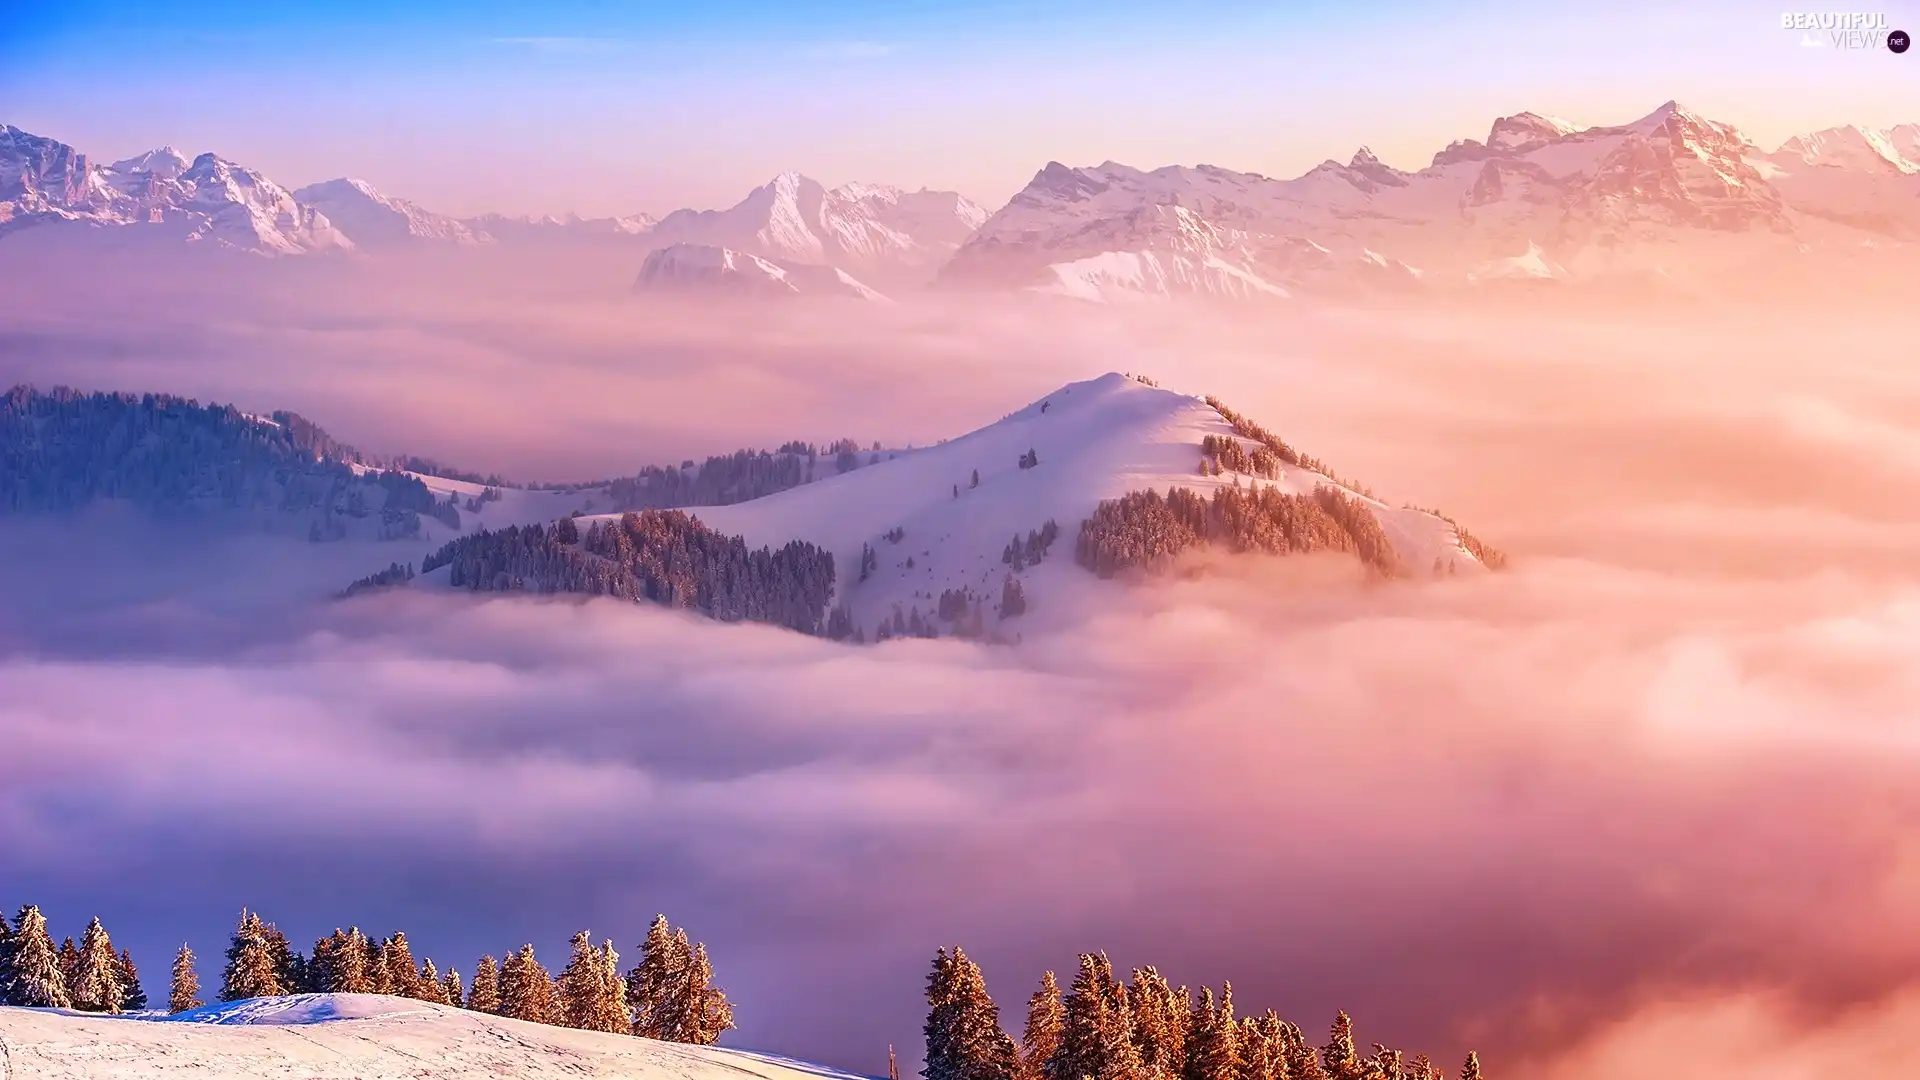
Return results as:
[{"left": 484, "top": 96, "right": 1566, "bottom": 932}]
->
[
  {"left": 294, "top": 178, "right": 490, "bottom": 247},
  {"left": 0, "top": 125, "right": 351, "bottom": 254},
  {"left": 3, "top": 103, "right": 1916, "bottom": 286},
  {"left": 644, "top": 172, "right": 986, "bottom": 282},
  {"left": 942, "top": 101, "right": 1914, "bottom": 300}
]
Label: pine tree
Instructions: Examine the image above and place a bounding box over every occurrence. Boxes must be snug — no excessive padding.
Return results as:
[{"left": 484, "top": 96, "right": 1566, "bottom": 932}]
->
[
  {"left": 221, "top": 910, "right": 284, "bottom": 1001},
  {"left": 467, "top": 955, "right": 501, "bottom": 1014},
  {"left": 59, "top": 936, "right": 80, "bottom": 993},
  {"left": 1183, "top": 986, "right": 1241, "bottom": 1080},
  {"left": 560, "top": 930, "right": 617, "bottom": 1031},
  {"left": 382, "top": 932, "right": 421, "bottom": 998},
  {"left": 1047, "top": 953, "right": 1139, "bottom": 1080},
  {"left": 1369, "top": 1046, "right": 1402, "bottom": 1080},
  {"left": 1321, "top": 1014, "right": 1360, "bottom": 1080},
  {"left": 1459, "top": 1053, "right": 1480, "bottom": 1080},
  {"left": 499, "top": 944, "right": 556, "bottom": 1024},
  {"left": 118, "top": 949, "right": 148, "bottom": 1012},
  {"left": 169, "top": 944, "right": 203, "bottom": 1013},
  {"left": 259, "top": 922, "right": 304, "bottom": 995},
  {"left": 1020, "top": 972, "right": 1064, "bottom": 1080},
  {"left": 0, "top": 905, "right": 70, "bottom": 1007},
  {"left": 418, "top": 959, "right": 451, "bottom": 1005},
  {"left": 678, "top": 941, "right": 734, "bottom": 1045},
  {"left": 1129, "top": 967, "right": 1190, "bottom": 1080},
  {"left": 626, "top": 915, "right": 681, "bottom": 1038},
  {"left": 70, "top": 916, "right": 126, "bottom": 1013},
  {"left": 316, "top": 927, "right": 375, "bottom": 993},
  {"left": 442, "top": 966, "right": 465, "bottom": 1010},
  {"left": 598, "top": 941, "right": 630, "bottom": 1034},
  {"left": 924, "top": 947, "right": 1017, "bottom": 1080},
  {"left": 369, "top": 938, "right": 395, "bottom": 995}
]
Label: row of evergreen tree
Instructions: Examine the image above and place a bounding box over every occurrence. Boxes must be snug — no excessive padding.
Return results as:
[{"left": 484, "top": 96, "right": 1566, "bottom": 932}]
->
[
  {"left": 415, "top": 511, "right": 836, "bottom": 634},
  {"left": 0, "top": 906, "right": 147, "bottom": 1012},
  {"left": 1200, "top": 397, "right": 1365, "bottom": 497},
  {"left": 1075, "top": 484, "right": 1401, "bottom": 579},
  {"left": 539, "top": 439, "right": 888, "bottom": 511},
  {"left": 924, "top": 949, "right": 1482, "bottom": 1080},
  {"left": 0, "top": 902, "right": 733, "bottom": 1047}
]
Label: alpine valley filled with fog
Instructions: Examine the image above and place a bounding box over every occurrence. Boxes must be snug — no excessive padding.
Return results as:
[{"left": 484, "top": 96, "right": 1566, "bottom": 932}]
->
[{"left": 5, "top": 78, "right": 1920, "bottom": 1080}]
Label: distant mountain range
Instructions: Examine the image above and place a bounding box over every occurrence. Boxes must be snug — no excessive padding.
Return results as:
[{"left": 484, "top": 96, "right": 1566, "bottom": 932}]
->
[{"left": 4, "top": 102, "right": 1916, "bottom": 299}]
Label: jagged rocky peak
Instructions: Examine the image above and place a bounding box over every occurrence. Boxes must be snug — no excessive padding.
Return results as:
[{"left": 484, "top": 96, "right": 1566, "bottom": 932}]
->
[
  {"left": 1486, "top": 111, "right": 1578, "bottom": 152},
  {"left": 1027, "top": 161, "right": 1109, "bottom": 201},
  {"left": 1345, "top": 146, "right": 1410, "bottom": 187},
  {"left": 109, "top": 146, "right": 191, "bottom": 179}
]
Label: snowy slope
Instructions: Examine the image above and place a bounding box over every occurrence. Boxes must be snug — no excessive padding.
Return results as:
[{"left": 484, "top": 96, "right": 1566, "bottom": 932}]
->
[
  {"left": 0, "top": 994, "right": 873, "bottom": 1080},
  {"left": 634, "top": 243, "right": 891, "bottom": 300},
  {"left": 603, "top": 374, "right": 1485, "bottom": 636},
  {"left": 293, "top": 178, "right": 491, "bottom": 247}
]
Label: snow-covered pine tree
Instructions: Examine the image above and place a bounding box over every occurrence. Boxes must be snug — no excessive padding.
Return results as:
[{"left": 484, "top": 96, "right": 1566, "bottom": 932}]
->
[
  {"left": 1459, "top": 1052, "right": 1481, "bottom": 1080},
  {"left": 383, "top": 931, "right": 421, "bottom": 998},
  {"left": 1128, "top": 966, "right": 1190, "bottom": 1080},
  {"left": 169, "top": 943, "right": 202, "bottom": 1013},
  {"left": 499, "top": 944, "right": 556, "bottom": 1024},
  {"left": 1052, "top": 952, "right": 1141, "bottom": 1080},
  {"left": 442, "top": 966, "right": 464, "bottom": 1009},
  {"left": 560, "top": 930, "right": 611, "bottom": 1031},
  {"left": 468, "top": 955, "right": 501, "bottom": 1014},
  {"left": 59, "top": 936, "right": 80, "bottom": 994},
  {"left": 1321, "top": 1013, "right": 1360, "bottom": 1080},
  {"left": 0, "top": 905, "right": 70, "bottom": 1007},
  {"left": 1237, "top": 1012, "right": 1280, "bottom": 1080},
  {"left": 597, "top": 940, "right": 629, "bottom": 1035},
  {"left": 1403, "top": 1054, "right": 1439, "bottom": 1080},
  {"left": 220, "top": 910, "right": 285, "bottom": 1001},
  {"left": 310, "top": 928, "right": 374, "bottom": 993},
  {"left": 678, "top": 941, "right": 734, "bottom": 1044},
  {"left": 1020, "top": 971, "right": 1064, "bottom": 1080},
  {"left": 369, "top": 937, "right": 395, "bottom": 995},
  {"left": 70, "top": 916, "right": 126, "bottom": 1013},
  {"left": 263, "top": 922, "right": 304, "bottom": 994},
  {"left": 924, "top": 946, "right": 1016, "bottom": 1080},
  {"left": 417, "top": 958, "right": 451, "bottom": 1004},
  {"left": 1280, "top": 1018, "right": 1327, "bottom": 1080},
  {"left": 1182, "top": 985, "right": 1239, "bottom": 1080},
  {"left": 117, "top": 949, "right": 148, "bottom": 1012},
  {"left": 1369, "top": 1045, "right": 1403, "bottom": 1080},
  {"left": 626, "top": 915, "right": 681, "bottom": 1038}
]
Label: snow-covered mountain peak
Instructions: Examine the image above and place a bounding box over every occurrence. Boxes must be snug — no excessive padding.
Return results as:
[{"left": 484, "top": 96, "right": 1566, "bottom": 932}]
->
[
  {"left": 646, "top": 171, "right": 983, "bottom": 278},
  {"left": 109, "top": 146, "right": 190, "bottom": 179},
  {"left": 1769, "top": 125, "right": 1920, "bottom": 174},
  {"left": 292, "top": 177, "right": 489, "bottom": 247},
  {"left": 1487, "top": 111, "right": 1579, "bottom": 152},
  {"left": 682, "top": 371, "right": 1486, "bottom": 637}
]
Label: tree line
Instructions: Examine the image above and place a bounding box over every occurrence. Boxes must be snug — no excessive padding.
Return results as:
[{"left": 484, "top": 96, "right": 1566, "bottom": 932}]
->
[
  {"left": 924, "top": 948, "right": 1483, "bottom": 1080},
  {"left": 0, "top": 902, "right": 733, "bottom": 1046},
  {"left": 533, "top": 439, "right": 889, "bottom": 511},
  {"left": 413, "top": 511, "right": 836, "bottom": 635},
  {"left": 0, "top": 385, "right": 461, "bottom": 542},
  {"left": 1075, "top": 485, "right": 1401, "bottom": 579},
  {"left": 0, "top": 905, "right": 147, "bottom": 1012}
]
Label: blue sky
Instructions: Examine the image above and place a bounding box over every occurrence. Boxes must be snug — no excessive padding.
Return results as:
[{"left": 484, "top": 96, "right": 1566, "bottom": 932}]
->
[{"left": 4, "top": 0, "right": 1917, "bottom": 216}]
